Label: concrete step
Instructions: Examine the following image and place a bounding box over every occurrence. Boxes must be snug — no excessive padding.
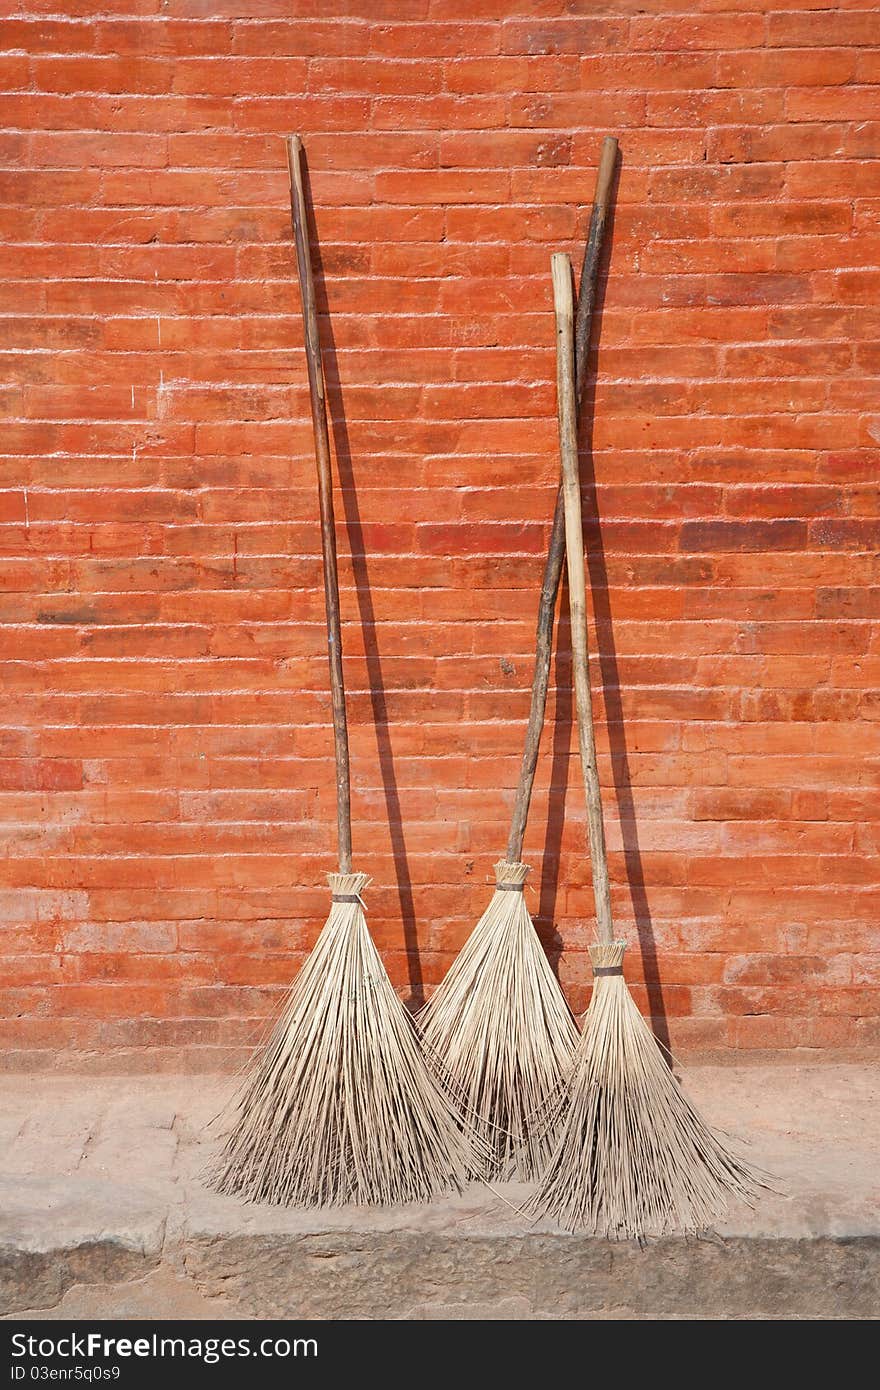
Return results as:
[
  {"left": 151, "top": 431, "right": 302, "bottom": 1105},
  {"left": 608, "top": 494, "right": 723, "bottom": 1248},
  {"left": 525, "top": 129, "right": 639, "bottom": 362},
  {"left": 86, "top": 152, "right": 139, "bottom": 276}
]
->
[{"left": 1, "top": 1065, "right": 878, "bottom": 1319}]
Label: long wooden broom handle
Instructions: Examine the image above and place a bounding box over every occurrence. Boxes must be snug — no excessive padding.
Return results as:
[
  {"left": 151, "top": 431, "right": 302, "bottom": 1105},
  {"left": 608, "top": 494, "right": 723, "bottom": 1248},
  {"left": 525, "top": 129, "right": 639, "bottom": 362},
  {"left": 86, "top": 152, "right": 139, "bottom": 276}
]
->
[
  {"left": 506, "top": 136, "right": 618, "bottom": 863},
  {"left": 551, "top": 253, "right": 615, "bottom": 946},
  {"left": 287, "top": 135, "right": 352, "bottom": 874}
]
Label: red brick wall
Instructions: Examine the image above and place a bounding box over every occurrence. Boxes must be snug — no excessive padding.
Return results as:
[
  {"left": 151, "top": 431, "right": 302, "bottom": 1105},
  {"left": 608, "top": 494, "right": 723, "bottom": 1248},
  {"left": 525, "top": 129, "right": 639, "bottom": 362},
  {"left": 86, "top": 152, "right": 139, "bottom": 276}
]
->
[{"left": 2, "top": 3, "right": 879, "bottom": 1069}]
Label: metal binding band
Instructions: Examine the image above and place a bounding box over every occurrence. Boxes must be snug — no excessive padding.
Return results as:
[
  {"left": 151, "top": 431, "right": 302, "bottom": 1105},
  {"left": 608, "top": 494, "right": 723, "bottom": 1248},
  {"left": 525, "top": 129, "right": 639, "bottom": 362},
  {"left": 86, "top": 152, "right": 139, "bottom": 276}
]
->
[
  {"left": 496, "top": 882, "right": 525, "bottom": 892},
  {"left": 593, "top": 965, "right": 624, "bottom": 977},
  {"left": 331, "top": 894, "right": 362, "bottom": 903}
]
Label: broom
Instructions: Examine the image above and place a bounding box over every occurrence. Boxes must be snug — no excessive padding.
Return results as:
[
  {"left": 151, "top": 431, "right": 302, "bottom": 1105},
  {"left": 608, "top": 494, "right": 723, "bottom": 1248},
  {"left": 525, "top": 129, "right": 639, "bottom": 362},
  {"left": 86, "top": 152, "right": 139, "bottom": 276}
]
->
[
  {"left": 418, "top": 138, "right": 619, "bottom": 1179},
  {"left": 526, "top": 253, "right": 761, "bottom": 1236},
  {"left": 212, "top": 136, "right": 478, "bottom": 1207}
]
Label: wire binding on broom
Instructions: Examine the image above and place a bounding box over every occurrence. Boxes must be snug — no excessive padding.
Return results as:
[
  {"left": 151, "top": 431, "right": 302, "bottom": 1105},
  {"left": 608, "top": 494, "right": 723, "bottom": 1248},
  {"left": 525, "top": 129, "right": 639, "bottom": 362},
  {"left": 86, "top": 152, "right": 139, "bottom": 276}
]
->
[
  {"left": 212, "top": 873, "right": 481, "bottom": 1207},
  {"left": 419, "top": 859, "right": 578, "bottom": 1179}
]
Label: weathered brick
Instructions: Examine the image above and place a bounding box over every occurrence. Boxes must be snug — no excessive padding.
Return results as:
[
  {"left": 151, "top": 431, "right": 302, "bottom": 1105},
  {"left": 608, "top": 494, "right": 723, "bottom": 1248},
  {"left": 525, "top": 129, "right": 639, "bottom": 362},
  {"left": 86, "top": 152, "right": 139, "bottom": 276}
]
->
[{"left": 0, "top": 4, "right": 876, "bottom": 1067}]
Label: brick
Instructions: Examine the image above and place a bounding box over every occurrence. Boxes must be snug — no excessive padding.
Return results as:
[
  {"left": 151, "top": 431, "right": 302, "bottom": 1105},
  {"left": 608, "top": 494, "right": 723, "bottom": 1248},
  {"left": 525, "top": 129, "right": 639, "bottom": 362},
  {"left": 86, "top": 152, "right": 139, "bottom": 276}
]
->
[
  {"left": 631, "top": 13, "right": 764, "bottom": 52},
  {"left": 0, "top": 19, "right": 96, "bottom": 52},
  {"left": 445, "top": 56, "right": 579, "bottom": 94},
  {"left": 581, "top": 52, "right": 717, "bottom": 91},
  {"left": 500, "top": 19, "right": 629, "bottom": 55},
  {"left": 715, "top": 49, "right": 856, "bottom": 88},
  {"left": 788, "top": 160, "right": 880, "bottom": 199},
  {"left": 709, "top": 123, "right": 848, "bottom": 164},
  {"left": 768, "top": 11, "right": 880, "bottom": 48},
  {"left": 814, "top": 490, "right": 880, "bottom": 533},
  {"left": 173, "top": 56, "right": 309, "bottom": 96},
  {"left": 29, "top": 132, "right": 168, "bottom": 168},
  {"left": 785, "top": 84, "right": 878, "bottom": 122},
  {"left": 712, "top": 201, "right": 851, "bottom": 238},
  {"left": 231, "top": 20, "right": 366, "bottom": 56},
  {"left": 650, "top": 165, "right": 785, "bottom": 204},
  {"left": 371, "top": 94, "right": 506, "bottom": 131},
  {"left": 310, "top": 57, "right": 442, "bottom": 95},
  {"left": 370, "top": 23, "right": 499, "bottom": 59},
  {"left": 510, "top": 90, "right": 646, "bottom": 129},
  {"left": 1, "top": 4, "right": 877, "bottom": 1063},
  {"left": 33, "top": 56, "right": 174, "bottom": 94},
  {"left": 680, "top": 520, "right": 808, "bottom": 553},
  {"left": 375, "top": 169, "right": 511, "bottom": 204},
  {"left": 647, "top": 89, "right": 784, "bottom": 129}
]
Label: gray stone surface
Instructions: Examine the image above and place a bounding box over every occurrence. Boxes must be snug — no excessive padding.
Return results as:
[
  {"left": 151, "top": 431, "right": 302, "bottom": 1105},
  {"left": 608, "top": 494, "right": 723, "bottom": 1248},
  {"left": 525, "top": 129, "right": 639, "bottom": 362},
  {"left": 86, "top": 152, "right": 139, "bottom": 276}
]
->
[{"left": 1, "top": 1065, "right": 878, "bottom": 1319}]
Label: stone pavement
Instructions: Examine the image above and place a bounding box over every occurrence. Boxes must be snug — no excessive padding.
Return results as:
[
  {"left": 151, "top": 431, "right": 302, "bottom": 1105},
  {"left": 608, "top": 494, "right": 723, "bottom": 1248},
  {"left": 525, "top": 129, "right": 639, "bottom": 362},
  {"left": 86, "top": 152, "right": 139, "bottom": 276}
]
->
[{"left": 1, "top": 1064, "right": 878, "bottom": 1320}]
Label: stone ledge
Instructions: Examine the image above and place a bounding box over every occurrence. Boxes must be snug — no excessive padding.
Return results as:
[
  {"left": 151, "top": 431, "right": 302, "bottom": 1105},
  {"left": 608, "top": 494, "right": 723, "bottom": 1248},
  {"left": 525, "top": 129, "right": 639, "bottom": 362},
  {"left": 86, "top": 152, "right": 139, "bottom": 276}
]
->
[{"left": 2, "top": 1065, "right": 878, "bottom": 1320}]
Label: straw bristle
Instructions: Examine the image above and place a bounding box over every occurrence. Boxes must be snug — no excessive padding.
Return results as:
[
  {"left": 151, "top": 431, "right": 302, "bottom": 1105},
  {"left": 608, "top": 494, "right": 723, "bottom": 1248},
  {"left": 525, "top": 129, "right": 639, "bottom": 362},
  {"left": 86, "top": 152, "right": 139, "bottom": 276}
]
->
[
  {"left": 418, "top": 860, "right": 579, "bottom": 1179},
  {"left": 211, "top": 872, "right": 480, "bottom": 1207},
  {"left": 526, "top": 940, "right": 762, "bottom": 1237}
]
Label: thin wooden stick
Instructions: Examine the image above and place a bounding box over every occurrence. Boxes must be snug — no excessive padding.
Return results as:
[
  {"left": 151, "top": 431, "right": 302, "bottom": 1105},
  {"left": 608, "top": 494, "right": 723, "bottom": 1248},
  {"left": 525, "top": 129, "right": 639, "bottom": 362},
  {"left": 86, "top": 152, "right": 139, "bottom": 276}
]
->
[
  {"left": 574, "top": 136, "right": 618, "bottom": 395},
  {"left": 506, "top": 136, "right": 618, "bottom": 863},
  {"left": 287, "top": 135, "right": 352, "bottom": 874},
  {"left": 551, "top": 252, "right": 614, "bottom": 946}
]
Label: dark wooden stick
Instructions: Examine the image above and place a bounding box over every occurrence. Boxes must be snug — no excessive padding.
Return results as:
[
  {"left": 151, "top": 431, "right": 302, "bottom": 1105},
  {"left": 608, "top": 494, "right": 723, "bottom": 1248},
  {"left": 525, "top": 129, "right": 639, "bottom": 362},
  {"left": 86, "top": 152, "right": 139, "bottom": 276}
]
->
[
  {"left": 552, "top": 253, "right": 614, "bottom": 945},
  {"left": 286, "top": 135, "right": 352, "bottom": 874},
  {"left": 573, "top": 135, "right": 618, "bottom": 401},
  {"left": 505, "top": 136, "right": 619, "bottom": 863}
]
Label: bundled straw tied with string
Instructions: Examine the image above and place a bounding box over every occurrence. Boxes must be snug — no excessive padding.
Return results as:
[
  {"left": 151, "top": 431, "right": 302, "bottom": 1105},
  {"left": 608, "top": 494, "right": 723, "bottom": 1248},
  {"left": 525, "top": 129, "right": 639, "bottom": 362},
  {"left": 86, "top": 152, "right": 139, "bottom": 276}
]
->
[
  {"left": 419, "top": 139, "right": 619, "bottom": 1179},
  {"left": 525, "top": 254, "right": 762, "bottom": 1237},
  {"left": 212, "top": 137, "right": 480, "bottom": 1208}
]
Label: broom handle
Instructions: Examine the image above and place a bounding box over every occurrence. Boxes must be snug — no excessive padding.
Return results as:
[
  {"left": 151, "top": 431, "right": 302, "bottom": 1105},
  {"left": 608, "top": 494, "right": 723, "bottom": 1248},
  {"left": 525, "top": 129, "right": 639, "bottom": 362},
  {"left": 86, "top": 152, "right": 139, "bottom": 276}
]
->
[
  {"left": 551, "top": 253, "right": 615, "bottom": 946},
  {"left": 506, "top": 135, "right": 618, "bottom": 863},
  {"left": 287, "top": 135, "right": 352, "bottom": 874}
]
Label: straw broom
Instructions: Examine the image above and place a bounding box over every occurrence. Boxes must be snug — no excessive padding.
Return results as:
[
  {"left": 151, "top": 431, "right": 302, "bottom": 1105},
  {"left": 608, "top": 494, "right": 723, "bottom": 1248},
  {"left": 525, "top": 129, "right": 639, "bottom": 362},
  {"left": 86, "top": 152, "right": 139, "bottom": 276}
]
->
[
  {"left": 527, "top": 254, "right": 761, "bottom": 1236},
  {"left": 418, "top": 140, "right": 619, "bottom": 1179},
  {"left": 212, "top": 136, "right": 479, "bottom": 1207}
]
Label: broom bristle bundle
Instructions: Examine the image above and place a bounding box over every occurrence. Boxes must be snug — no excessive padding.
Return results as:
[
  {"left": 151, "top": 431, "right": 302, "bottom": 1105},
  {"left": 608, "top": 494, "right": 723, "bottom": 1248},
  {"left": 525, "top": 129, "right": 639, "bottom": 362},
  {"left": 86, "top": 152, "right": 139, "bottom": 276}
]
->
[
  {"left": 527, "top": 941, "right": 762, "bottom": 1237},
  {"left": 418, "top": 860, "right": 579, "bottom": 1179},
  {"left": 212, "top": 873, "right": 479, "bottom": 1207}
]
